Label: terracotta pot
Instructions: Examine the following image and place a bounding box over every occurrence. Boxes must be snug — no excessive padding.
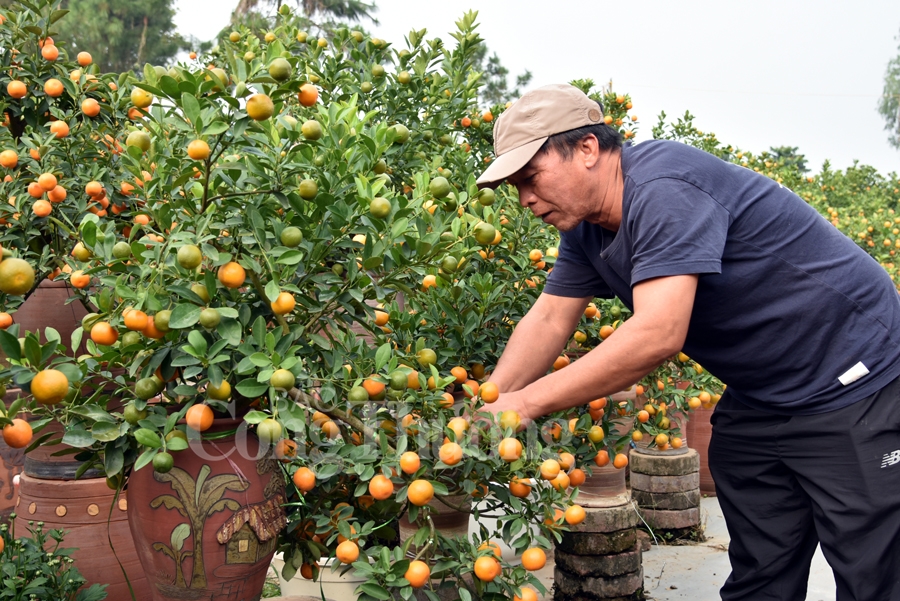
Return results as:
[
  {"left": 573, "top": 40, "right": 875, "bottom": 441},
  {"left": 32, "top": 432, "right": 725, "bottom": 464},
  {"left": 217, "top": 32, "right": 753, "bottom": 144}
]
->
[
  {"left": 127, "top": 418, "right": 287, "bottom": 601},
  {"left": 0, "top": 389, "right": 25, "bottom": 522},
  {"left": 633, "top": 410, "right": 689, "bottom": 454},
  {"left": 6, "top": 278, "right": 90, "bottom": 357},
  {"left": 580, "top": 463, "right": 628, "bottom": 503},
  {"left": 23, "top": 417, "right": 103, "bottom": 479},
  {"left": 399, "top": 493, "right": 470, "bottom": 551},
  {"left": 565, "top": 349, "right": 588, "bottom": 362},
  {"left": 13, "top": 473, "right": 151, "bottom": 600},
  {"left": 0, "top": 278, "right": 92, "bottom": 503},
  {"left": 685, "top": 406, "right": 716, "bottom": 496},
  {"left": 0, "top": 437, "right": 24, "bottom": 523},
  {"left": 21, "top": 375, "right": 123, "bottom": 480}
]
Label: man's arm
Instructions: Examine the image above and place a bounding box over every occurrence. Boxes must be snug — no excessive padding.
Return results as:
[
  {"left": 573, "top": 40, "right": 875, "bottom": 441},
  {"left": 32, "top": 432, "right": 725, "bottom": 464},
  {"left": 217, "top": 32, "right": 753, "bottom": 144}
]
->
[
  {"left": 488, "top": 292, "right": 592, "bottom": 393},
  {"left": 487, "top": 274, "right": 698, "bottom": 422}
]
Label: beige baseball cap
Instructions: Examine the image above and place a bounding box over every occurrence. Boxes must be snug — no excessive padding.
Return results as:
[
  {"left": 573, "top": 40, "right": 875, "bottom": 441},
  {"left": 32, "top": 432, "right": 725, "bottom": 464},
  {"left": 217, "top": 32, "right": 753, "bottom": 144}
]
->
[{"left": 476, "top": 83, "right": 604, "bottom": 188}]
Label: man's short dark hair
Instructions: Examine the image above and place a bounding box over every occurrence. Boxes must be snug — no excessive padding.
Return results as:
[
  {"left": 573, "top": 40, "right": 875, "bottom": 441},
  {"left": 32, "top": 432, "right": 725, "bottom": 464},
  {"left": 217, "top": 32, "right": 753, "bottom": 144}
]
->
[{"left": 539, "top": 119, "right": 623, "bottom": 160}]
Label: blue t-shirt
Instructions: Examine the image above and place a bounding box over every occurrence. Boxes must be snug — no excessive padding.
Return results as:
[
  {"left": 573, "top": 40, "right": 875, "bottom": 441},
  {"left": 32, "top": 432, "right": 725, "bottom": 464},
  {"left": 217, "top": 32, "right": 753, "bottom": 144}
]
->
[{"left": 544, "top": 139, "right": 900, "bottom": 415}]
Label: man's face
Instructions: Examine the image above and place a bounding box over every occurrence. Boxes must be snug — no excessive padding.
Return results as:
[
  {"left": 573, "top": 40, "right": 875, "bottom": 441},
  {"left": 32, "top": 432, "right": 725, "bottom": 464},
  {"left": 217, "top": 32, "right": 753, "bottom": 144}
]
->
[{"left": 506, "top": 146, "right": 593, "bottom": 232}]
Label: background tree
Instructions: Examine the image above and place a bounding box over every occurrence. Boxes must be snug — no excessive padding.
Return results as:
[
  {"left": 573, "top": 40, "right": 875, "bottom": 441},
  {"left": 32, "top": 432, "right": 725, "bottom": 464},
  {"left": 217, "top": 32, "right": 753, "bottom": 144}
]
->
[
  {"left": 769, "top": 146, "right": 809, "bottom": 173},
  {"left": 879, "top": 26, "right": 900, "bottom": 150},
  {"left": 472, "top": 44, "right": 532, "bottom": 107},
  {"left": 230, "top": 0, "right": 377, "bottom": 31},
  {"left": 53, "top": 0, "right": 186, "bottom": 73}
]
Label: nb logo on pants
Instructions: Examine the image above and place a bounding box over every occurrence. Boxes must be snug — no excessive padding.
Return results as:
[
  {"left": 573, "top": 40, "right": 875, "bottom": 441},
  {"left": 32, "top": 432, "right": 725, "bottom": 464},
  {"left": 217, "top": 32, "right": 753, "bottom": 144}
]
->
[{"left": 881, "top": 450, "right": 900, "bottom": 468}]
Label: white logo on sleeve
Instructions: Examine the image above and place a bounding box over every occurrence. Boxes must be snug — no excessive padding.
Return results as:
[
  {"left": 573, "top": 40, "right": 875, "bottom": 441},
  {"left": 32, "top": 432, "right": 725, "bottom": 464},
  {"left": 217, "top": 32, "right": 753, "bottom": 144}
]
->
[
  {"left": 838, "top": 362, "right": 869, "bottom": 386},
  {"left": 881, "top": 450, "right": 900, "bottom": 468}
]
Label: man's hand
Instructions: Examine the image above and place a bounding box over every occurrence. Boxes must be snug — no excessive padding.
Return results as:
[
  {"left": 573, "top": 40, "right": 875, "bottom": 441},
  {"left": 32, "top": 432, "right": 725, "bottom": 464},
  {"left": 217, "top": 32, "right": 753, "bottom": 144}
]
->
[{"left": 480, "top": 390, "right": 534, "bottom": 430}]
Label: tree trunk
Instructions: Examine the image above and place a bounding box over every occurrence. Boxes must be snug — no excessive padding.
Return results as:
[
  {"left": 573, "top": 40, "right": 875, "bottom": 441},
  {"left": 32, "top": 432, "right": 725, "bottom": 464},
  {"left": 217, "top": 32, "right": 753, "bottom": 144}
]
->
[
  {"left": 189, "top": 520, "right": 207, "bottom": 588},
  {"left": 136, "top": 16, "right": 148, "bottom": 66}
]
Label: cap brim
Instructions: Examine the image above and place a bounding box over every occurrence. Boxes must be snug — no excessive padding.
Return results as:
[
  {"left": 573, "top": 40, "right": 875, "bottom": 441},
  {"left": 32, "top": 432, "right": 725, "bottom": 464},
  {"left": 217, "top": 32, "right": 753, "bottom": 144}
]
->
[{"left": 475, "top": 137, "right": 547, "bottom": 189}]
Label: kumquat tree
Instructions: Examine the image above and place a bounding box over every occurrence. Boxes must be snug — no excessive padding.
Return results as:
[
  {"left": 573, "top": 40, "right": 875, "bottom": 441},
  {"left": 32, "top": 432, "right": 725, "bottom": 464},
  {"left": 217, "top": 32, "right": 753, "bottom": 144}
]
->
[{"left": 0, "top": 3, "right": 647, "bottom": 600}]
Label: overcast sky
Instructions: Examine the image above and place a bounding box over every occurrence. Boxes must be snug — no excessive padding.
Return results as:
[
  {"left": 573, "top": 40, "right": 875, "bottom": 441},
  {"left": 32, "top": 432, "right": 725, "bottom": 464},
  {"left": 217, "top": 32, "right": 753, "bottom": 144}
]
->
[{"left": 173, "top": 0, "right": 900, "bottom": 176}]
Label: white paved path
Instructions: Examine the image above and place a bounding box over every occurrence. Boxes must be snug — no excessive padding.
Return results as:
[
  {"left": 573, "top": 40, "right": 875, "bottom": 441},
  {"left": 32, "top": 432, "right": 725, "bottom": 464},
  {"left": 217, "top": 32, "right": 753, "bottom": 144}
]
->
[{"left": 642, "top": 497, "right": 836, "bottom": 601}]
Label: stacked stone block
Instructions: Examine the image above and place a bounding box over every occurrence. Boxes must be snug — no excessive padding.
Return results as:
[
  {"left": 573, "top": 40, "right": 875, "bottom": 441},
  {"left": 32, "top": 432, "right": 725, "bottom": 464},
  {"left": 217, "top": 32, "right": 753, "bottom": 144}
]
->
[
  {"left": 630, "top": 448, "right": 701, "bottom": 537},
  {"left": 554, "top": 501, "right": 644, "bottom": 601}
]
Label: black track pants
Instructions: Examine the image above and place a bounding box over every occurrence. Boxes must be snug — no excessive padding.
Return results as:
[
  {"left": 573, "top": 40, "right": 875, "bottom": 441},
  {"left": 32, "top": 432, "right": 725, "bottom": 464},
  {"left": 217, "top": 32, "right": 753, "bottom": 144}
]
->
[{"left": 708, "top": 376, "right": 900, "bottom": 601}]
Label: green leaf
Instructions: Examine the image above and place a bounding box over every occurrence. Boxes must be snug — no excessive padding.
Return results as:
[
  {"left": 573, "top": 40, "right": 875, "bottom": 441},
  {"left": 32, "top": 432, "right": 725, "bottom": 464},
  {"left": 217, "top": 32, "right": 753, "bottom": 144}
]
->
[
  {"left": 281, "top": 561, "right": 297, "bottom": 582},
  {"left": 182, "top": 92, "right": 201, "bottom": 128},
  {"left": 0, "top": 330, "right": 21, "bottom": 361},
  {"left": 391, "top": 218, "right": 409, "bottom": 239},
  {"left": 70, "top": 327, "right": 84, "bottom": 354},
  {"left": 358, "top": 583, "right": 391, "bottom": 600},
  {"left": 217, "top": 320, "right": 242, "bottom": 346},
  {"left": 236, "top": 379, "right": 269, "bottom": 398},
  {"left": 430, "top": 560, "right": 456, "bottom": 576},
  {"left": 171, "top": 355, "right": 202, "bottom": 367},
  {"left": 252, "top": 316, "right": 266, "bottom": 347},
  {"left": 134, "top": 428, "right": 162, "bottom": 448},
  {"left": 158, "top": 75, "right": 181, "bottom": 98},
  {"left": 264, "top": 281, "right": 280, "bottom": 303},
  {"left": 167, "top": 436, "right": 189, "bottom": 452},
  {"left": 104, "top": 445, "right": 124, "bottom": 477},
  {"left": 249, "top": 353, "right": 272, "bottom": 367},
  {"left": 243, "top": 410, "right": 268, "bottom": 424},
  {"left": 134, "top": 448, "right": 158, "bottom": 472},
  {"left": 41, "top": 337, "right": 59, "bottom": 364},
  {"left": 24, "top": 336, "right": 41, "bottom": 366},
  {"left": 131, "top": 241, "right": 148, "bottom": 262},
  {"left": 202, "top": 121, "right": 230, "bottom": 136},
  {"left": 207, "top": 363, "right": 224, "bottom": 387},
  {"left": 169, "top": 304, "right": 202, "bottom": 329},
  {"left": 188, "top": 330, "right": 208, "bottom": 356},
  {"left": 61, "top": 428, "right": 94, "bottom": 448},
  {"left": 276, "top": 250, "right": 304, "bottom": 265},
  {"left": 50, "top": 9, "right": 69, "bottom": 25},
  {"left": 308, "top": 333, "right": 330, "bottom": 350},
  {"left": 143, "top": 63, "right": 157, "bottom": 84},
  {"left": 250, "top": 210, "right": 266, "bottom": 240},
  {"left": 91, "top": 422, "right": 121, "bottom": 442},
  {"left": 375, "top": 343, "right": 391, "bottom": 371}
]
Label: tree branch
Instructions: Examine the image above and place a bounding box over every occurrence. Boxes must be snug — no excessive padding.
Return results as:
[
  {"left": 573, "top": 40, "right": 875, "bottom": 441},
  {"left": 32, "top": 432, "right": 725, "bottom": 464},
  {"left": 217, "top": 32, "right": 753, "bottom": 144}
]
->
[{"left": 286, "top": 387, "right": 392, "bottom": 453}]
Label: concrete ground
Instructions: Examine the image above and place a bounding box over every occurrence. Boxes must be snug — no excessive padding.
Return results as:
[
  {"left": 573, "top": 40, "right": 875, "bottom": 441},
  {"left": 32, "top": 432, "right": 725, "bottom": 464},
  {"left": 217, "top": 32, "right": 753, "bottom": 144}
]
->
[
  {"left": 268, "top": 497, "right": 838, "bottom": 601},
  {"left": 642, "top": 497, "right": 836, "bottom": 601}
]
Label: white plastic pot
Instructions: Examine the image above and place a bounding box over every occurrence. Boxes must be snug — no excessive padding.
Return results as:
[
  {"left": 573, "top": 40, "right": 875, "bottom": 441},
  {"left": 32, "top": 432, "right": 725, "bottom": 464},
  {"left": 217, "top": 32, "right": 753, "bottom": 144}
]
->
[{"left": 270, "top": 554, "right": 367, "bottom": 599}]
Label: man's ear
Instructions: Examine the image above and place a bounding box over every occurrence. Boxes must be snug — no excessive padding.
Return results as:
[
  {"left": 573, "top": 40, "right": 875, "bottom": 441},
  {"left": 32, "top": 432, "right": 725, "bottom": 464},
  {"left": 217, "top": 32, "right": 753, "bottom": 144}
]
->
[{"left": 580, "top": 134, "right": 601, "bottom": 169}]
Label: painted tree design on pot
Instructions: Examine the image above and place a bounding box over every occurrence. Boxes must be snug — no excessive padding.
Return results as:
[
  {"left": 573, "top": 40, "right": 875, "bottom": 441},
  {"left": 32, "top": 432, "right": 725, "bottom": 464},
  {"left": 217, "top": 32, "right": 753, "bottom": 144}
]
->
[
  {"left": 150, "top": 464, "right": 250, "bottom": 589},
  {"left": 152, "top": 523, "right": 193, "bottom": 588}
]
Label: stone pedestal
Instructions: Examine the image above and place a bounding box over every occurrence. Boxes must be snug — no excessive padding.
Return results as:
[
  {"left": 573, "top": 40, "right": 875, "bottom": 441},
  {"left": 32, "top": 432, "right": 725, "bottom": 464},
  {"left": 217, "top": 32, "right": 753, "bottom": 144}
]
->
[
  {"left": 554, "top": 498, "right": 644, "bottom": 601},
  {"left": 630, "top": 448, "right": 701, "bottom": 539}
]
